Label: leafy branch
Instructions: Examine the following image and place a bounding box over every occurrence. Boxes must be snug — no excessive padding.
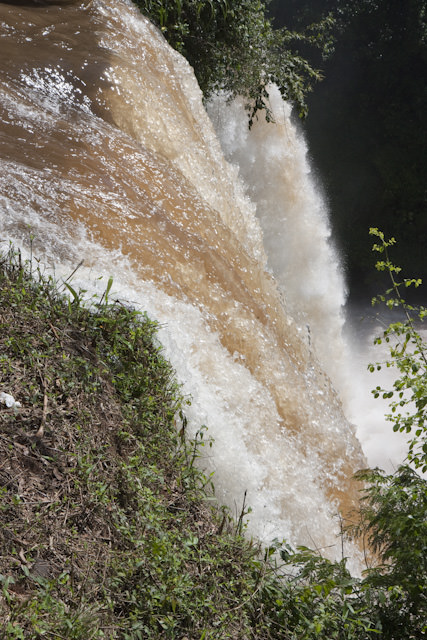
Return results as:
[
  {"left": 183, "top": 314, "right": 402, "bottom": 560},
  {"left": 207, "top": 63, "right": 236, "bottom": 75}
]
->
[{"left": 369, "top": 227, "right": 427, "bottom": 473}]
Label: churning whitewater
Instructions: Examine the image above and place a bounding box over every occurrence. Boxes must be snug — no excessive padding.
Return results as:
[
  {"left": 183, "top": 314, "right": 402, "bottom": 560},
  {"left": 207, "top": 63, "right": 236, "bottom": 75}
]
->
[{"left": 0, "top": 0, "right": 367, "bottom": 563}]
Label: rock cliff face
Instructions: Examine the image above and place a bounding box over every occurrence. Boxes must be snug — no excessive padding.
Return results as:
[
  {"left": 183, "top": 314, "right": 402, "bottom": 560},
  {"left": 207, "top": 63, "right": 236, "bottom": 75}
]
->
[{"left": 0, "top": 0, "right": 365, "bottom": 561}]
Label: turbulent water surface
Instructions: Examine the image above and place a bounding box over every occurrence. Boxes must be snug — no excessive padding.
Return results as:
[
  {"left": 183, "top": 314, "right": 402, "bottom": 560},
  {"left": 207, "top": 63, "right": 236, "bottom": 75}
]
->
[{"left": 0, "top": 0, "right": 370, "bottom": 563}]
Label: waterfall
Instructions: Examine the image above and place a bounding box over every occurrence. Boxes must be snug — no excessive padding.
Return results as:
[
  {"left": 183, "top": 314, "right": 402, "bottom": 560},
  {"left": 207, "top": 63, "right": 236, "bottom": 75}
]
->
[
  {"left": 207, "top": 89, "right": 348, "bottom": 389},
  {"left": 0, "top": 0, "right": 367, "bottom": 564}
]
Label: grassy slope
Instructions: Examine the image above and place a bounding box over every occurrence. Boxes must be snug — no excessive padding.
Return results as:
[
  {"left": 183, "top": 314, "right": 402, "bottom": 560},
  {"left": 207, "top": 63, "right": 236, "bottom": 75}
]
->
[
  {"left": 0, "top": 248, "right": 296, "bottom": 639},
  {"left": 2, "top": 248, "right": 394, "bottom": 640}
]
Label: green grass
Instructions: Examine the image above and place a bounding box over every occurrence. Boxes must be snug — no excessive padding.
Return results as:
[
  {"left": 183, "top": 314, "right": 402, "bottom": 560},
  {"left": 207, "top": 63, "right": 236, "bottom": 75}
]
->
[{"left": 0, "top": 247, "right": 292, "bottom": 638}]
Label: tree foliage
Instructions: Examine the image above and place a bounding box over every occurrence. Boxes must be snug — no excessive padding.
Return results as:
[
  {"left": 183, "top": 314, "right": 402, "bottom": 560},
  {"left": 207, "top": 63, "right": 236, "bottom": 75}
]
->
[{"left": 132, "top": 0, "right": 335, "bottom": 123}]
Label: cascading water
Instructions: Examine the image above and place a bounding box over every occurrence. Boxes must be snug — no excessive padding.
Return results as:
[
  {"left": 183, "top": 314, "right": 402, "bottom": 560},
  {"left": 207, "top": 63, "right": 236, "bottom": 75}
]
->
[
  {"left": 207, "top": 89, "right": 348, "bottom": 390},
  {"left": 207, "top": 91, "right": 410, "bottom": 475},
  {"left": 0, "top": 0, "right": 372, "bottom": 565}
]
